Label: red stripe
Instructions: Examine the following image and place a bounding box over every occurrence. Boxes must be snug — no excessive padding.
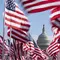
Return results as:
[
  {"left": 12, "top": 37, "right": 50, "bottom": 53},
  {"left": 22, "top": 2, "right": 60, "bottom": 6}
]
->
[
  {"left": 21, "top": 0, "right": 36, "bottom": 4},
  {"left": 51, "top": 7, "right": 60, "bottom": 13},
  {"left": 6, "top": 24, "right": 29, "bottom": 32},
  {"left": 50, "top": 14, "right": 60, "bottom": 20},
  {"left": 21, "top": 0, "right": 60, "bottom": 13},
  {"left": 5, "top": 17, "right": 30, "bottom": 29},
  {"left": 12, "top": 31, "right": 28, "bottom": 40},
  {"left": 12, "top": 28, "right": 28, "bottom": 36},
  {"left": 5, "top": 12, "right": 28, "bottom": 21},
  {"left": 24, "top": 1, "right": 58, "bottom": 8},
  {"left": 8, "top": 27, "right": 28, "bottom": 36},
  {"left": 8, "top": 31, "right": 28, "bottom": 43},
  {"left": 8, "top": 29, "right": 27, "bottom": 36},
  {"left": 15, "top": 10, "right": 24, "bottom": 15},
  {"left": 27, "top": 7, "right": 57, "bottom": 13}
]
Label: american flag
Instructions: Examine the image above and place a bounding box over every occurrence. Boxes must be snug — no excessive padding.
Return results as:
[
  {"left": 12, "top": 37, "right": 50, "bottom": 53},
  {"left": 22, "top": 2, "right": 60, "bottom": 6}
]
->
[
  {"left": 20, "top": 0, "right": 60, "bottom": 13},
  {"left": 23, "top": 41, "right": 34, "bottom": 53},
  {"left": 46, "top": 7, "right": 60, "bottom": 57},
  {"left": 9, "top": 41, "right": 19, "bottom": 60},
  {"left": 22, "top": 34, "right": 35, "bottom": 60},
  {"left": 5, "top": 0, "right": 30, "bottom": 31},
  {"left": 0, "top": 36, "right": 9, "bottom": 59},
  {"left": 23, "top": 42, "right": 34, "bottom": 60},
  {"left": 9, "top": 40, "right": 25, "bottom": 60},
  {"left": 21, "top": 56, "right": 25, "bottom": 60},
  {"left": 22, "top": 34, "right": 34, "bottom": 56},
  {"left": 7, "top": 27, "right": 30, "bottom": 43},
  {"left": 46, "top": 38, "right": 60, "bottom": 56},
  {"left": 46, "top": 28, "right": 60, "bottom": 56},
  {"left": 9, "top": 42, "right": 16, "bottom": 60},
  {"left": 13, "top": 40, "right": 22, "bottom": 60},
  {"left": 0, "top": 36, "right": 9, "bottom": 52},
  {"left": 50, "top": 7, "right": 60, "bottom": 29}
]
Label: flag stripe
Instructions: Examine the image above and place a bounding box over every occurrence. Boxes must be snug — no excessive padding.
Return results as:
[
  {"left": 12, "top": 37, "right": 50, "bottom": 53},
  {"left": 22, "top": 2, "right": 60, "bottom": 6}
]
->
[
  {"left": 21, "top": 0, "right": 60, "bottom": 13},
  {"left": 7, "top": 29, "right": 29, "bottom": 43},
  {"left": 5, "top": 17, "right": 30, "bottom": 30},
  {"left": 5, "top": 8, "right": 28, "bottom": 20},
  {"left": 5, "top": 13, "right": 30, "bottom": 24},
  {"left": 47, "top": 6, "right": 60, "bottom": 56}
]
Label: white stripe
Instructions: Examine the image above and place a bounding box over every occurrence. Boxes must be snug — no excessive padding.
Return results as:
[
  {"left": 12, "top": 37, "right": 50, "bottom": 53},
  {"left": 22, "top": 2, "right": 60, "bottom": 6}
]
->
[
  {"left": 23, "top": 0, "right": 41, "bottom": 7},
  {"left": 52, "top": 20, "right": 60, "bottom": 28},
  {"left": 12, "top": 29, "right": 27, "bottom": 37},
  {"left": 24, "top": 1, "right": 60, "bottom": 7},
  {"left": 5, "top": 20, "right": 29, "bottom": 29},
  {"left": 11, "top": 34, "right": 27, "bottom": 42},
  {"left": 25, "top": 1, "right": 60, "bottom": 11},
  {"left": 32, "top": 54, "right": 36, "bottom": 58},
  {"left": 7, "top": 29, "right": 28, "bottom": 40},
  {"left": 49, "top": 47, "right": 58, "bottom": 55},
  {"left": 48, "top": 46, "right": 58, "bottom": 53},
  {"left": 47, "top": 40, "right": 57, "bottom": 49},
  {"left": 52, "top": 27, "right": 58, "bottom": 34},
  {"left": 15, "top": 7, "right": 28, "bottom": 19},
  {"left": 0, "top": 38, "right": 3, "bottom": 43},
  {"left": 21, "top": 0, "right": 27, "bottom": 3},
  {"left": 5, "top": 20, "right": 21, "bottom": 28},
  {"left": 5, "top": 14, "right": 30, "bottom": 24},
  {"left": 50, "top": 49, "right": 60, "bottom": 56},
  {"left": 23, "top": 46, "right": 29, "bottom": 50},
  {"left": 57, "top": 18, "right": 60, "bottom": 21},
  {"left": 7, "top": 28, "right": 28, "bottom": 36},
  {"left": 50, "top": 11, "right": 60, "bottom": 18},
  {"left": 53, "top": 31, "right": 60, "bottom": 39},
  {"left": 16, "top": 7, "right": 24, "bottom": 14},
  {"left": 4, "top": 44, "right": 9, "bottom": 51},
  {"left": 7, "top": 29, "right": 10, "bottom": 33},
  {"left": 48, "top": 43, "right": 58, "bottom": 52},
  {"left": 5, "top": 8, "right": 28, "bottom": 20}
]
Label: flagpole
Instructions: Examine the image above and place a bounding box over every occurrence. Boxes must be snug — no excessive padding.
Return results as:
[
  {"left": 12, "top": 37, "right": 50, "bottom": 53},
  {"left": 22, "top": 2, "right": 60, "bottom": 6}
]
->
[
  {"left": 2, "top": 19, "right": 5, "bottom": 60},
  {"left": 19, "top": 42, "right": 21, "bottom": 60},
  {"left": 10, "top": 28, "right": 17, "bottom": 60},
  {"left": 2, "top": 0, "right": 6, "bottom": 59},
  {"left": 20, "top": 43, "right": 23, "bottom": 60},
  {"left": 29, "top": 33, "right": 31, "bottom": 60},
  {"left": 13, "top": 39, "right": 18, "bottom": 60},
  {"left": 4, "top": 0, "right": 9, "bottom": 60}
]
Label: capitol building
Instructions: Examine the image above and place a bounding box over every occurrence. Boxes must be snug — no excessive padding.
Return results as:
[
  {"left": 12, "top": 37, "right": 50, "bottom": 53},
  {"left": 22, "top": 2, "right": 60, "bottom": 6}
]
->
[{"left": 37, "top": 25, "right": 51, "bottom": 49}]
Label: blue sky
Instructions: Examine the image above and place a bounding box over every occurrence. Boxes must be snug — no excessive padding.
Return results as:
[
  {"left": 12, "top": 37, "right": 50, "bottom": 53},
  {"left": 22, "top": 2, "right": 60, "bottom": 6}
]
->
[
  {"left": 0, "top": 0, "right": 4, "bottom": 36},
  {"left": 0, "top": 0, "right": 53, "bottom": 41}
]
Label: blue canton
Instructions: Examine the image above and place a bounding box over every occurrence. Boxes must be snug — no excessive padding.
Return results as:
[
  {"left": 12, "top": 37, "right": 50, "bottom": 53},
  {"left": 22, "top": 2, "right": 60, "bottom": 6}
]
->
[{"left": 6, "top": 0, "right": 16, "bottom": 11}]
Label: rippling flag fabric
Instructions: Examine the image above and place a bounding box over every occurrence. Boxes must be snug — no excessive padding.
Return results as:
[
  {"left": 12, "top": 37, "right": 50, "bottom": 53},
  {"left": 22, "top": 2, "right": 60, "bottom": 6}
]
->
[
  {"left": 20, "top": 0, "right": 60, "bottom": 13},
  {"left": 0, "top": 36, "right": 9, "bottom": 59},
  {"left": 0, "top": 36, "right": 9, "bottom": 52},
  {"left": 46, "top": 7, "right": 60, "bottom": 57},
  {"left": 23, "top": 34, "right": 34, "bottom": 55},
  {"left": 5, "top": 0, "right": 30, "bottom": 31},
  {"left": 7, "top": 27, "right": 30, "bottom": 43},
  {"left": 6, "top": 0, "right": 30, "bottom": 43},
  {"left": 50, "top": 7, "right": 60, "bottom": 29}
]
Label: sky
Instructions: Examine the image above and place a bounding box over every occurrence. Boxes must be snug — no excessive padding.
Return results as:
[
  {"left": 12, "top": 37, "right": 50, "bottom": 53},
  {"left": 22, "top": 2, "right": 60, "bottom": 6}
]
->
[{"left": 0, "top": 0, "right": 53, "bottom": 41}]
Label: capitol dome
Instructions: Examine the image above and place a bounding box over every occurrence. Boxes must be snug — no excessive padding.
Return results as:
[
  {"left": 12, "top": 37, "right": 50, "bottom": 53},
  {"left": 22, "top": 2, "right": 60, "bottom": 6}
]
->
[{"left": 37, "top": 25, "right": 51, "bottom": 49}]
